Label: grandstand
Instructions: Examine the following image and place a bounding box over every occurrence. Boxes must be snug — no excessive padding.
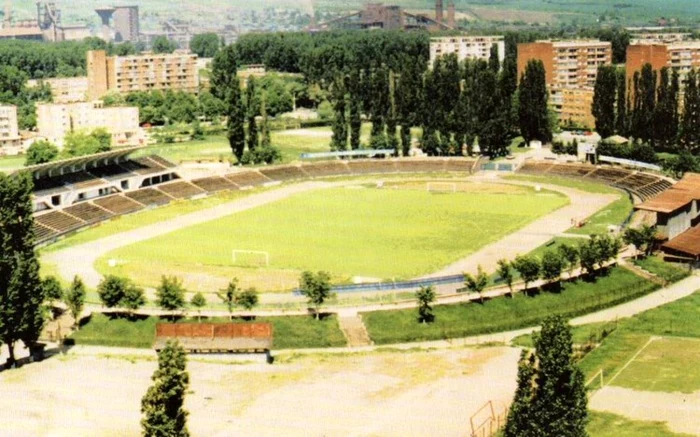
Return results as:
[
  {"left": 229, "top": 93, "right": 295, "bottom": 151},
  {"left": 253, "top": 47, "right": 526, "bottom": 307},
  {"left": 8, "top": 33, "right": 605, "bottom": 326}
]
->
[
  {"left": 22, "top": 153, "right": 479, "bottom": 245},
  {"left": 517, "top": 160, "right": 673, "bottom": 202}
]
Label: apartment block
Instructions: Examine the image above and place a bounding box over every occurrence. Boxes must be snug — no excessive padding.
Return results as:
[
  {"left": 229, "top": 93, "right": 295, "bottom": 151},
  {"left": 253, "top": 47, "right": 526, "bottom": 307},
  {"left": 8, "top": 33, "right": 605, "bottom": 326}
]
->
[
  {"left": 630, "top": 33, "right": 691, "bottom": 45},
  {"left": 87, "top": 50, "right": 199, "bottom": 100},
  {"left": 28, "top": 77, "right": 88, "bottom": 103},
  {"left": 0, "top": 105, "right": 23, "bottom": 155},
  {"left": 37, "top": 101, "right": 143, "bottom": 148},
  {"left": 429, "top": 36, "right": 505, "bottom": 67},
  {"left": 627, "top": 41, "right": 700, "bottom": 88},
  {"left": 517, "top": 40, "right": 612, "bottom": 129},
  {"left": 113, "top": 6, "right": 140, "bottom": 42}
]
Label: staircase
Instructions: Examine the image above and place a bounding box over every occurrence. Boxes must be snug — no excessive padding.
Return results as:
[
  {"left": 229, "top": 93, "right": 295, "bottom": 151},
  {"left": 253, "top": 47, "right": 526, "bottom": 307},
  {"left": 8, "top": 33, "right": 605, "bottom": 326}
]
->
[{"left": 338, "top": 313, "right": 373, "bottom": 347}]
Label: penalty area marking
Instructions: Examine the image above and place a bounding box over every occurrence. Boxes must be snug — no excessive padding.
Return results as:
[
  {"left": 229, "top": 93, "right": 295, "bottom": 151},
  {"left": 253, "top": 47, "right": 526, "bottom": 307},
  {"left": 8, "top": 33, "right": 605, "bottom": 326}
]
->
[{"left": 231, "top": 250, "right": 270, "bottom": 267}]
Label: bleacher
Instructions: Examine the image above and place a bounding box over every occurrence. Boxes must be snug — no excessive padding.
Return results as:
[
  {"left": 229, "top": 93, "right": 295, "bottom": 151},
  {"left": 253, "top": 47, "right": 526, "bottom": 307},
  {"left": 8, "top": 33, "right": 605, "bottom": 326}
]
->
[
  {"left": 346, "top": 160, "right": 398, "bottom": 174},
  {"left": 121, "top": 157, "right": 168, "bottom": 175},
  {"left": 225, "top": 171, "right": 272, "bottom": 187},
  {"left": 88, "top": 164, "right": 134, "bottom": 180},
  {"left": 148, "top": 155, "right": 177, "bottom": 168},
  {"left": 34, "top": 223, "right": 58, "bottom": 243},
  {"left": 93, "top": 194, "right": 144, "bottom": 215},
  {"left": 192, "top": 176, "right": 238, "bottom": 193},
  {"left": 547, "top": 164, "right": 595, "bottom": 178},
  {"left": 156, "top": 181, "right": 206, "bottom": 199},
  {"left": 395, "top": 160, "right": 447, "bottom": 173},
  {"left": 588, "top": 167, "right": 631, "bottom": 183},
  {"left": 636, "top": 179, "right": 674, "bottom": 200},
  {"left": 445, "top": 159, "right": 476, "bottom": 173},
  {"left": 63, "top": 202, "right": 113, "bottom": 224},
  {"left": 259, "top": 165, "right": 310, "bottom": 182},
  {"left": 301, "top": 161, "right": 352, "bottom": 177},
  {"left": 35, "top": 211, "right": 84, "bottom": 234},
  {"left": 518, "top": 161, "right": 555, "bottom": 174},
  {"left": 125, "top": 188, "right": 172, "bottom": 206}
]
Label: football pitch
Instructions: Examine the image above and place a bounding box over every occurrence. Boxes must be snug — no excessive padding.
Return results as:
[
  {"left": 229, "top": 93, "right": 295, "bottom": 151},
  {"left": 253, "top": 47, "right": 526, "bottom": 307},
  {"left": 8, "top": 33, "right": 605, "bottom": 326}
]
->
[{"left": 97, "top": 182, "right": 568, "bottom": 292}]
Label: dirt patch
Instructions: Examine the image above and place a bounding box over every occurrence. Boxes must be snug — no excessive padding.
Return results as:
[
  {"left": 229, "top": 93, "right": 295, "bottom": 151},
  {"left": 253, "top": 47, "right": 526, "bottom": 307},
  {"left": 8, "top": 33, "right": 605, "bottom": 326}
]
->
[
  {"left": 0, "top": 346, "right": 519, "bottom": 437},
  {"left": 590, "top": 386, "right": 700, "bottom": 436}
]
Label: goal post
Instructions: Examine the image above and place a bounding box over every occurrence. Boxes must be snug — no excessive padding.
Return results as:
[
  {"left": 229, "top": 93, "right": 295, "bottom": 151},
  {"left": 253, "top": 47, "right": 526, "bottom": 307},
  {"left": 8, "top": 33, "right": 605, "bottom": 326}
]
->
[
  {"left": 427, "top": 182, "right": 457, "bottom": 193},
  {"left": 232, "top": 250, "right": 270, "bottom": 267}
]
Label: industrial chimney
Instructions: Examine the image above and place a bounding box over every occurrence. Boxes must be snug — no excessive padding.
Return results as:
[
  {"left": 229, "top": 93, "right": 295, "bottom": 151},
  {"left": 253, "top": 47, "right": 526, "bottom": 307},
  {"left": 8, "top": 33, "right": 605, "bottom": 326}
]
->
[
  {"left": 447, "top": 0, "right": 455, "bottom": 28},
  {"left": 436, "top": 0, "right": 443, "bottom": 23}
]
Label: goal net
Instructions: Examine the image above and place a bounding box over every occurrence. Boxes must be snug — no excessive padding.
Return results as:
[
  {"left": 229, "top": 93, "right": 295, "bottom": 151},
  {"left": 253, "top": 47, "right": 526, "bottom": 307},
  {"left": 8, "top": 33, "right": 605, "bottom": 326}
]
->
[
  {"left": 232, "top": 250, "right": 270, "bottom": 267},
  {"left": 427, "top": 182, "right": 457, "bottom": 193}
]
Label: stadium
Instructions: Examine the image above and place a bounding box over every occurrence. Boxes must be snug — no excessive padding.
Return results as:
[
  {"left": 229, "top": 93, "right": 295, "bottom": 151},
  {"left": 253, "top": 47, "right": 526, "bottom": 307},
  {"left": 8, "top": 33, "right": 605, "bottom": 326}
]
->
[{"left": 6, "top": 148, "right": 700, "bottom": 436}]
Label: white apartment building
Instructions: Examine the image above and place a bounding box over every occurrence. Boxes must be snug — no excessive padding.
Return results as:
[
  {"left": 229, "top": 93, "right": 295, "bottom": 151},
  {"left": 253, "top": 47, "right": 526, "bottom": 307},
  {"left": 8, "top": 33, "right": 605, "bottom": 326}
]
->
[
  {"left": 0, "top": 105, "right": 23, "bottom": 156},
  {"left": 430, "top": 36, "right": 505, "bottom": 67},
  {"left": 37, "top": 101, "right": 144, "bottom": 148},
  {"left": 27, "top": 77, "right": 89, "bottom": 104}
]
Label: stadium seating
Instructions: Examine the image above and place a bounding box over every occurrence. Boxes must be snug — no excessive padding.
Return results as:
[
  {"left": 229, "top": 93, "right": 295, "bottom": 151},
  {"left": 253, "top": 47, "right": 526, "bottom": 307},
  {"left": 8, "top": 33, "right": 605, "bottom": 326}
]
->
[
  {"left": 301, "top": 161, "right": 352, "bottom": 177},
  {"left": 88, "top": 164, "right": 134, "bottom": 180},
  {"left": 125, "top": 188, "right": 173, "bottom": 206},
  {"left": 64, "top": 202, "right": 113, "bottom": 224},
  {"left": 636, "top": 179, "right": 674, "bottom": 201},
  {"left": 156, "top": 181, "right": 206, "bottom": 199},
  {"left": 34, "top": 223, "right": 58, "bottom": 243},
  {"left": 259, "top": 165, "right": 310, "bottom": 181},
  {"left": 35, "top": 211, "right": 84, "bottom": 234},
  {"left": 192, "top": 176, "right": 238, "bottom": 193},
  {"left": 547, "top": 164, "right": 596, "bottom": 178},
  {"left": 147, "top": 155, "right": 177, "bottom": 168},
  {"left": 518, "top": 161, "right": 555, "bottom": 174},
  {"left": 445, "top": 159, "right": 476, "bottom": 173},
  {"left": 121, "top": 158, "right": 166, "bottom": 175},
  {"left": 395, "top": 159, "right": 447, "bottom": 173},
  {"left": 346, "top": 160, "right": 399, "bottom": 174},
  {"left": 587, "top": 167, "right": 631, "bottom": 183},
  {"left": 225, "top": 171, "right": 272, "bottom": 187},
  {"left": 93, "top": 194, "right": 144, "bottom": 215}
]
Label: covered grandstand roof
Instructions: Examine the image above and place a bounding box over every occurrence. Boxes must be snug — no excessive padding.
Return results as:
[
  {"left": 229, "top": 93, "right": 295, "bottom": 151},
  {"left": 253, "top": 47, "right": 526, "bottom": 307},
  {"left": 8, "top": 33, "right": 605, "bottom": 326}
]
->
[
  {"left": 18, "top": 147, "right": 144, "bottom": 179},
  {"left": 663, "top": 225, "right": 700, "bottom": 258},
  {"left": 636, "top": 172, "right": 700, "bottom": 213}
]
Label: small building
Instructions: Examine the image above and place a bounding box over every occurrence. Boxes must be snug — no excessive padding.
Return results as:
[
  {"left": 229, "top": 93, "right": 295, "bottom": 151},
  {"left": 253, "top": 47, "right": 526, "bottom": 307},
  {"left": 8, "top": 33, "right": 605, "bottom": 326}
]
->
[
  {"left": 636, "top": 172, "right": 700, "bottom": 260},
  {"left": 28, "top": 77, "right": 89, "bottom": 104}
]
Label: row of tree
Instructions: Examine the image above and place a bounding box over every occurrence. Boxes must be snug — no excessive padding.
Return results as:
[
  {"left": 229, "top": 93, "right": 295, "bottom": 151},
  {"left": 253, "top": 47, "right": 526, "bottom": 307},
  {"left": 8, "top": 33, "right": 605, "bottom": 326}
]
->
[{"left": 592, "top": 63, "right": 700, "bottom": 154}]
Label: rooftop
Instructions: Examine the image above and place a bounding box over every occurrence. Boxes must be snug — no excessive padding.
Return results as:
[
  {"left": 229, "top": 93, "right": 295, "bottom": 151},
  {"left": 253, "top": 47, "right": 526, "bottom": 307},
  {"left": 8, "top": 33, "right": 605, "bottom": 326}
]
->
[{"left": 636, "top": 172, "right": 700, "bottom": 213}]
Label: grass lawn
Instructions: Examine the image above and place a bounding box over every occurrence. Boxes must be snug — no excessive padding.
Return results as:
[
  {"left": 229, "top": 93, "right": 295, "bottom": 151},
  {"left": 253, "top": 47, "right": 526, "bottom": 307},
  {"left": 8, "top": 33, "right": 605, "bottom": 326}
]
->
[
  {"left": 587, "top": 411, "right": 692, "bottom": 437},
  {"left": 0, "top": 154, "right": 25, "bottom": 173},
  {"left": 70, "top": 312, "right": 346, "bottom": 349},
  {"left": 611, "top": 337, "right": 700, "bottom": 393},
  {"left": 97, "top": 183, "right": 568, "bottom": 292},
  {"left": 632, "top": 256, "right": 691, "bottom": 283},
  {"left": 579, "top": 289, "right": 700, "bottom": 388},
  {"left": 511, "top": 321, "right": 618, "bottom": 348},
  {"left": 362, "top": 267, "right": 657, "bottom": 345},
  {"left": 503, "top": 174, "right": 622, "bottom": 195}
]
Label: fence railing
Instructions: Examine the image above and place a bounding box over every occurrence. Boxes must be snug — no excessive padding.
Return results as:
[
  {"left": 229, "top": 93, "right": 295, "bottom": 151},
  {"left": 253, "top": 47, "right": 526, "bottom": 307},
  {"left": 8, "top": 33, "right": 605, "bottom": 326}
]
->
[
  {"left": 292, "top": 274, "right": 465, "bottom": 295},
  {"left": 471, "top": 400, "right": 509, "bottom": 437}
]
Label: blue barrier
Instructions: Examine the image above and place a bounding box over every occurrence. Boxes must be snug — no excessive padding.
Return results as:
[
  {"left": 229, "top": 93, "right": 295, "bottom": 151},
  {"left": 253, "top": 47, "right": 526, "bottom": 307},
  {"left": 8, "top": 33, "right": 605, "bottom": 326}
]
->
[{"left": 292, "top": 273, "right": 465, "bottom": 295}]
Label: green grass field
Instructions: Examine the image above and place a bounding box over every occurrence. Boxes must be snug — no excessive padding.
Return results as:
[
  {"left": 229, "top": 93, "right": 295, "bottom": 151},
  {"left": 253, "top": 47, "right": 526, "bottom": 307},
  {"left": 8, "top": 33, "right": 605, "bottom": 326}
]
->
[
  {"left": 579, "top": 289, "right": 700, "bottom": 390},
  {"left": 362, "top": 267, "right": 657, "bottom": 344},
  {"left": 632, "top": 256, "right": 691, "bottom": 284},
  {"left": 96, "top": 182, "right": 567, "bottom": 292},
  {"left": 587, "top": 411, "right": 692, "bottom": 437},
  {"left": 70, "top": 313, "right": 346, "bottom": 349}
]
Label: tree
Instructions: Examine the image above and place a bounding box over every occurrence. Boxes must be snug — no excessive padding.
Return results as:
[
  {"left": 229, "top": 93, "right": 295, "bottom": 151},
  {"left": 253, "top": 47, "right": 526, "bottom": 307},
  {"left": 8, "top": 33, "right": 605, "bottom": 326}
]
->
[
  {"left": 415, "top": 285, "right": 436, "bottom": 324},
  {"left": 512, "top": 255, "right": 540, "bottom": 292},
  {"left": 615, "top": 68, "right": 628, "bottom": 136},
  {"left": 503, "top": 351, "right": 536, "bottom": 437},
  {"left": 578, "top": 238, "right": 600, "bottom": 277},
  {"left": 497, "top": 259, "right": 514, "bottom": 296},
  {"left": 653, "top": 67, "right": 679, "bottom": 149},
  {"left": 42, "top": 276, "right": 63, "bottom": 306},
  {"left": 97, "top": 275, "right": 130, "bottom": 308},
  {"left": 506, "top": 316, "right": 588, "bottom": 436},
  {"left": 218, "top": 279, "right": 238, "bottom": 321},
  {"left": 121, "top": 283, "right": 146, "bottom": 314},
  {"left": 260, "top": 93, "right": 271, "bottom": 148},
  {"left": 592, "top": 65, "right": 617, "bottom": 138},
  {"left": 226, "top": 75, "right": 246, "bottom": 161},
  {"left": 558, "top": 244, "right": 580, "bottom": 277},
  {"left": 141, "top": 340, "right": 190, "bottom": 437},
  {"left": 156, "top": 276, "right": 186, "bottom": 315},
  {"left": 235, "top": 287, "right": 259, "bottom": 312},
  {"left": 0, "top": 173, "right": 45, "bottom": 365},
  {"left": 329, "top": 75, "right": 348, "bottom": 151},
  {"left": 245, "top": 76, "right": 259, "bottom": 151},
  {"left": 518, "top": 60, "right": 551, "bottom": 144},
  {"left": 25, "top": 140, "right": 58, "bottom": 165},
  {"left": 488, "top": 43, "right": 500, "bottom": 74},
  {"left": 679, "top": 69, "right": 700, "bottom": 152},
  {"left": 189, "top": 33, "right": 220, "bottom": 58},
  {"left": 152, "top": 36, "right": 177, "bottom": 54},
  {"left": 464, "top": 265, "right": 489, "bottom": 302},
  {"left": 91, "top": 127, "right": 112, "bottom": 151},
  {"left": 298, "top": 271, "right": 333, "bottom": 319},
  {"left": 64, "top": 276, "right": 86, "bottom": 329},
  {"left": 631, "top": 64, "right": 657, "bottom": 143},
  {"left": 541, "top": 250, "right": 564, "bottom": 290},
  {"left": 623, "top": 226, "right": 656, "bottom": 259},
  {"left": 190, "top": 293, "right": 206, "bottom": 322}
]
